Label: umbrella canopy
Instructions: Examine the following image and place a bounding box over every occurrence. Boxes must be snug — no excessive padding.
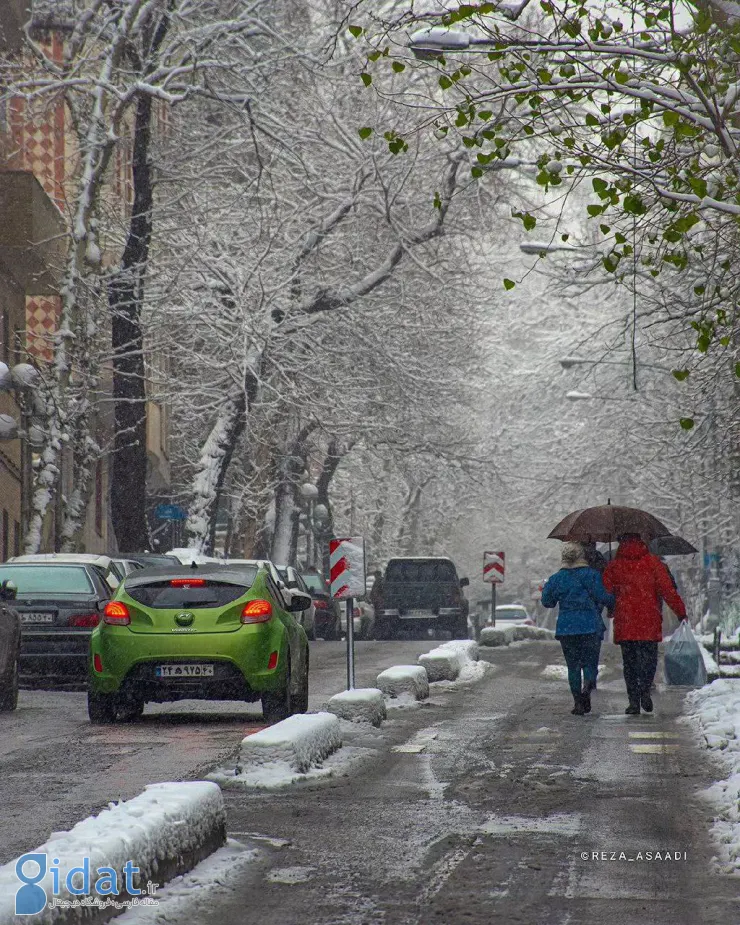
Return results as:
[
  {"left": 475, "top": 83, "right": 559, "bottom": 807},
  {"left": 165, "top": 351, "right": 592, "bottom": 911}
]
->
[
  {"left": 649, "top": 535, "right": 698, "bottom": 556},
  {"left": 548, "top": 505, "right": 672, "bottom": 544}
]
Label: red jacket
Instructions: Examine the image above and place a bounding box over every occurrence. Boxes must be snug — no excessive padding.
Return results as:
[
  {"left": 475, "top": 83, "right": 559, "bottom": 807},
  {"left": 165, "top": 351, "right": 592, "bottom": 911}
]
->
[{"left": 603, "top": 538, "right": 686, "bottom": 643}]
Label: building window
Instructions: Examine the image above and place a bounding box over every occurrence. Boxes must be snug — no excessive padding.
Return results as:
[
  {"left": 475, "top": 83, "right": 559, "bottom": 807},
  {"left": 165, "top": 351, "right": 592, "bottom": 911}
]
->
[
  {"left": 13, "top": 520, "right": 20, "bottom": 557},
  {"left": 2, "top": 510, "right": 8, "bottom": 561},
  {"left": 95, "top": 460, "right": 103, "bottom": 536}
]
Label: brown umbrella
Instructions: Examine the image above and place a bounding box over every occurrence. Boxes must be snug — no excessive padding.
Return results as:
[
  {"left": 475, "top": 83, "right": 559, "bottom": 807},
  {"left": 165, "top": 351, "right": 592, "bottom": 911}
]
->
[
  {"left": 649, "top": 535, "right": 697, "bottom": 556},
  {"left": 548, "top": 504, "right": 672, "bottom": 544}
]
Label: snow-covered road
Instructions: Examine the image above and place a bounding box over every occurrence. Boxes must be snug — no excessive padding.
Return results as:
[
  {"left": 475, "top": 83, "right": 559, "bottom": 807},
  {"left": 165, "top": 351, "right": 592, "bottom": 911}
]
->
[
  {"left": 0, "top": 639, "right": 437, "bottom": 864},
  {"left": 175, "top": 641, "right": 738, "bottom": 925}
]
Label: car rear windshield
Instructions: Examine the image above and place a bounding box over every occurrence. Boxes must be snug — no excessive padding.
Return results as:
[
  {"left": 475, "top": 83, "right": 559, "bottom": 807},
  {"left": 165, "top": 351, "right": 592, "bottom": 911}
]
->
[
  {"left": 495, "top": 608, "right": 527, "bottom": 620},
  {"left": 125, "top": 578, "right": 252, "bottom": 609},
  {"left": 0, "top": 565, "right": 93, "bottom": 595},
  {"left": 385, "top": 560, "right": 458, "bottom": 582},
  {"left": 301, "top": 574, "right": 326, "bottom": 592}
]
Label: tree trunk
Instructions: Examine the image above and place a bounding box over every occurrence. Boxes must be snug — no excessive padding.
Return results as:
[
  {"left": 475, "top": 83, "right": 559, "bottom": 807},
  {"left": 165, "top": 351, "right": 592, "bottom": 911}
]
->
[{"left": 108, "top": 88, "right": 154, "bottom": 552}]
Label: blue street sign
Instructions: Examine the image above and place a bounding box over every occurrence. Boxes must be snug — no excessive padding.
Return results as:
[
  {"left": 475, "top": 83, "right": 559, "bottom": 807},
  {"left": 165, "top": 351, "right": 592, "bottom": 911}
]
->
[{"left": 155, "top": 503, "right": 188, "bottom": 521}]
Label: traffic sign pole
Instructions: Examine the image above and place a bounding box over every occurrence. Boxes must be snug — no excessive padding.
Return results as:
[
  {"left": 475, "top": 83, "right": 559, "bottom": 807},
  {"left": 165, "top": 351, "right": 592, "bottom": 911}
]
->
[
  {"left": 346, "top": 598, "right": 355, "bottom": 690},
  {"left": 491, "top": 582, "right": 496, "bottom": 627}
]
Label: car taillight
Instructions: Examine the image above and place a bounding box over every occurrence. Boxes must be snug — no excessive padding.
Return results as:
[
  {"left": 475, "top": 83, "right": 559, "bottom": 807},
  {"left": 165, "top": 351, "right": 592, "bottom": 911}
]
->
[
  {"left": 70, "top": 613, "right": 101, "bottom": 628},
  {"left": 93, "top": 653, "right": 103, "bottom": 673},
  {"left": 241, "top": 600, "right": 272, "bottom": 624},
  {"left": 170, "top": 578, "right": 206, "bottom": 587},
  {"left": 313, "top": 600, "right": 329, "bottom": 610},
  {"left": 103, "top": 601, "right": 131, "bottom": 625},
  {"left": 267, "top": 651, "right": 278, "bottom": 670}
]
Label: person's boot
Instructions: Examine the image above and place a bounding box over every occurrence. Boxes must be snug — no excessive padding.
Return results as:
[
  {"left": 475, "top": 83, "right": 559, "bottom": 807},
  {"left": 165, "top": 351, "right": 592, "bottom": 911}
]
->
[
  {"left": 581, "top": 687, "right": 592, "bottom": 714},
  {"left": 640, "top": 692, "right": 653, "bottom": 713},
  {"left": 571, "top": 694, "right": 585, "bottom": 715},
  {"left": 625, "top": 701, "right": 641, "bottom": 715}
]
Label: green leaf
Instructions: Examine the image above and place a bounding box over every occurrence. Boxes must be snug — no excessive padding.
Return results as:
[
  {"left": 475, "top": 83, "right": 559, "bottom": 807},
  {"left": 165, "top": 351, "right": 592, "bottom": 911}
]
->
[
  {"left": 679, "top": 418, "right": 695, "bottom": 431},
  {"left": 439, "top": 75, "right": 453, "bottom": 90},
  {"left": 672, "top": 370, "right": 690, "bottom": 382},
  {"left": 471, "top": 166, "right": 484, "bottom": 178},
  {"left": 592, "top": 177, "right": 608, "bottom": 193},
  {"left": 735, "top": 362, "right": 740, "bottom": 378},
  {"left": 392, "top": 61, "right": 406, "bottom": 73},
  {"left": 561, "top": 233, "right": 569, "bottom": 242},
  {"left": 587, "top": 204, "right": 603, "bottom": 217},
  {"left": 663, "top": 110, "right": 679, "bottom": 127},
  {"left": 433, "top": 191, "right": 442, "bottom": 210},
  {"left": 522, "top": 213, "right": 537, "bottom": 231},
  {"left": 503, "top": 278, "right": 516, "bottom": 290},
  {"left": 348, "top": 25, "right": 364, "bottom": 37},
  {"left": 358, "top": 127, "right": 373, "bottom": 140},
  {"left": 599, "top": 224, "right": 611, "bottom": 234},
  {"left": 360, "top": 72, "right": 372, "bottom": 87},
  {"left": 585, "top": 114, "right": 600, "bottom": 127},
  {"left": 623, "top": 194, "right": 646, "bottom": 215}
]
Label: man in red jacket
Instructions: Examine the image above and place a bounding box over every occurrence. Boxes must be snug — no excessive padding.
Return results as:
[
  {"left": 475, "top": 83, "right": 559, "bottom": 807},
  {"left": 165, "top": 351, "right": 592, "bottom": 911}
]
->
[{"left": 603, "top": 534, "right": 687, "bottom": 714}]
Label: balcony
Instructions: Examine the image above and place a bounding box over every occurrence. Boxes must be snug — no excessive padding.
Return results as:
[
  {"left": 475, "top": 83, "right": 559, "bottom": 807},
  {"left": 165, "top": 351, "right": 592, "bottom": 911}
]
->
[{"left": 0, "top": 171, "right": 65, "bottom": 294}]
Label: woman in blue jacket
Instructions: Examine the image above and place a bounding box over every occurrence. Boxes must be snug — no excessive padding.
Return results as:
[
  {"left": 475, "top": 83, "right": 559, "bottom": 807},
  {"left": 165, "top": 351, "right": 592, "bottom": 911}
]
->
[{"left": 541, "top": 542, "right": 615, "bottom": 715}]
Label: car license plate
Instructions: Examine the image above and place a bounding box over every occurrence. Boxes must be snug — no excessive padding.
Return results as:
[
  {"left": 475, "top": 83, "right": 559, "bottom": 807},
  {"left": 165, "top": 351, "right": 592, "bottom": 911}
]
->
[
  {"left": 155, "top": 664, "right": 214, "bottom": 679},
  {"left": 403, "top": 609, "right": 435, "bottom": 619},
  {"left": 20, "top": 612, "right": 54, "bottom": 624}
]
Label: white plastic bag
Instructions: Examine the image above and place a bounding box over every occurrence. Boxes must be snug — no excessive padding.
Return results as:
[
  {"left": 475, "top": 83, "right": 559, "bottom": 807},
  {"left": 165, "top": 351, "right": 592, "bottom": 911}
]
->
[{"left": 664, "top": 621, "right": 707, "bottom": 687}]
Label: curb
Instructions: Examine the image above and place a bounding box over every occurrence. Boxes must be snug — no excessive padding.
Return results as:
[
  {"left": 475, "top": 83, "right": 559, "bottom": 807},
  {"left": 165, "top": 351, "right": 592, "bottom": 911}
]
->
[
  {"left": 418, "top": 640, "right": 479, "bottom": 682},
  {"left": 237, "top": 712, "right": 342, "bottom": 774},
  {"left": 327, "top": 688, "right": 387, "bottom": 726},
  {"left": 376, "top": 665, "right": 430, "bottom": 701},
  {"left": 0, "top": 782, "right": 226, "bottom": 925},
  {"left": 480, "top": 625, "right": 555, "bottom": 647}
]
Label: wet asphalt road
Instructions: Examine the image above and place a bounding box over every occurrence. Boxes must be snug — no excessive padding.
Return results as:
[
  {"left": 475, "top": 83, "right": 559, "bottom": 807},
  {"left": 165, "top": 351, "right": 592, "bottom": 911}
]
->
[
  {"left": 0, "top": 639, "right": 435, "bottom": 864},
  {"left": 177, "top": 641, "right": 739, "bottom": 925}
]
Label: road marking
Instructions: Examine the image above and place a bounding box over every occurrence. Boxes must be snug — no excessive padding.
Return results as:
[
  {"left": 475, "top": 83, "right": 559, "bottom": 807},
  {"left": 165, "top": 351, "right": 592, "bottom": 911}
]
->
[
  {"left": 392, "top": 729, "right": 438, "bottom": 754},
  {"left": 628, "top": 731, "right": 680, "bottom": 739},
  {"left": 629, "top": 744, "right": 680, "bottom": 754}
]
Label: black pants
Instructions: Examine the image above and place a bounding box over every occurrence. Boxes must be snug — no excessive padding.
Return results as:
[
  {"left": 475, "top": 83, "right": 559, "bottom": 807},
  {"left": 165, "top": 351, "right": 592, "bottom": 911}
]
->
[{"left": 620, "top": 641, "right": 658, "bottom": 704}]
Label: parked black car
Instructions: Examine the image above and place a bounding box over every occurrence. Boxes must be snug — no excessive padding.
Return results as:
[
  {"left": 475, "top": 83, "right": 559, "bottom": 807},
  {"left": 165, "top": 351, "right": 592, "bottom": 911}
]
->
[
  {"left": 0, "top": 563, "right": 113, "bottom": 686},
  {"left": 0, "top": 580, "right": 21, "bottom": 710},
  {"left": 374, "top": 557, "right": 469, "bottom": 640},
  {"left": 301, "top": 571, "right": 342, "bottom": 640},
  {"left": 117, "top": 553, "right": 181, "bottom": 569}
]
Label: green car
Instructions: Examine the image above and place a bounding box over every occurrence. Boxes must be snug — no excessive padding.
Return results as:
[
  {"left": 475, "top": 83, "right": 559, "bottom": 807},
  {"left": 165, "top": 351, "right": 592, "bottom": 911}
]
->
[{"left": 88, "top": 565, "right": 310, "bottom": 724}]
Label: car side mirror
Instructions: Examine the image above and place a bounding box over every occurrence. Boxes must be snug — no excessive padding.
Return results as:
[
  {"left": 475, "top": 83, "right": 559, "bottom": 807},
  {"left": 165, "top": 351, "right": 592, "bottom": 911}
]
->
[
  {"left": 460, "top": 577, "right": 470, "bottom": 588},
  {"left": 287, "top": 590, "right": 312, "bottom": 612},
  {"left": 0, "top": 579, "right": 17, "bottom": 601}
]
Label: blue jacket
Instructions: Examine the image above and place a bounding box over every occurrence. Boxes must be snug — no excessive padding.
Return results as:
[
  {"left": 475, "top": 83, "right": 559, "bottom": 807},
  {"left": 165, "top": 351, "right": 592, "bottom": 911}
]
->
[{"left": 541, "top": 566, "right": 615, "bottom": 636}]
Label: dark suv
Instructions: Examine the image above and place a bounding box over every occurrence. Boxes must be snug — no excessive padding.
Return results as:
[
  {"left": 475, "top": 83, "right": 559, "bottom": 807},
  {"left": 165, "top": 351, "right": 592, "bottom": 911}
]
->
[{"left": 375, "top": 557, "right": 469, "bottom": 639}]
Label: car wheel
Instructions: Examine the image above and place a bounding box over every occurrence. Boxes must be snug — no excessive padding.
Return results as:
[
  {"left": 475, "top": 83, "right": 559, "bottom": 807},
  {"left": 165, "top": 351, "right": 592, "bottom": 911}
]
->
[
  {"left": 293, "top": 650, "right": 309, "bottom": 714},
  {"left": 0, "top": 658, "right": 19, "bottom": 712},
  {"left": 88, "top": 689, "right": 118, "bottom": 724},
  {"left": 119, "top": 699, "right": 145, "bottom": 722},
  {"left": 261, "top": 658, "right": 292, "bottom": 723}
]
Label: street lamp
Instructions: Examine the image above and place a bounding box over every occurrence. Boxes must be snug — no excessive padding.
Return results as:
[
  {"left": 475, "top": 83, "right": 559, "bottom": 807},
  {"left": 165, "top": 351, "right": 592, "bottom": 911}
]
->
[{"left": 560, "top": 356, "right": 672, "bottom": 373}]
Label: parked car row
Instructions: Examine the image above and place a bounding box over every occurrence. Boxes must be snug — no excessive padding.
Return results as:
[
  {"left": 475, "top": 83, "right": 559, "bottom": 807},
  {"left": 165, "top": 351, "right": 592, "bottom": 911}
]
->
[{"left": 0, "top": 550, "right": 350, "bottom": 717}]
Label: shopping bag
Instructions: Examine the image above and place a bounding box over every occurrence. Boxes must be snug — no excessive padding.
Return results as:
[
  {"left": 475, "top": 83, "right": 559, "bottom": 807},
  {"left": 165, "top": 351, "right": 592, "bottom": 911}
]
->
[{"left": 664, "top": 621, "right": 707, "bottom": 687}]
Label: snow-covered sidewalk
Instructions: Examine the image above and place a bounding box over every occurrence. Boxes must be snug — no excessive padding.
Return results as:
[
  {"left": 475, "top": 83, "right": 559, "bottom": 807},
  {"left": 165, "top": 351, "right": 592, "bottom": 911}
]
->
[{"left": 684, "top": 679, "right": 740, "bottom": 873}]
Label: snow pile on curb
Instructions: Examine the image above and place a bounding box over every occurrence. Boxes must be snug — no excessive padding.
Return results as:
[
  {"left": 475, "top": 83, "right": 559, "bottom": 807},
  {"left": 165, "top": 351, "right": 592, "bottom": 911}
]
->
[
  {"left": 700, "top": 645, "right": 720, "bottom": 681},
  {"left": 376, "top": 665, "right": 429, "bottom": 700},
  {"left": 418, "top": 640, "right": 479, "bottom": 682},
  {"left": 479, "top": 625, "right": 517, "bottom": 647},
  {"left": 0, "top": 782, "right": 225, "bottom": 925},
  {"left": 327, "top": 688, "right": 386, "bottom": 726},
  {"left": 237, "top": 712, "right": 342, "bottom": 774},
  {"left": 480, "top": 625, "right": 554, "bottom": 646},
  {"left": 684, "top": 679, "right": 740, "bottom": 873}
]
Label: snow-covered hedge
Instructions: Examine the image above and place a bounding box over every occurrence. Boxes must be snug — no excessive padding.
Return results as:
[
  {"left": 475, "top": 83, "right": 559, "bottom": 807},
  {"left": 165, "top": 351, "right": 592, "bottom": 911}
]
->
[
  {"left": 684, "top": 679, "right": 740, "bottom": 873},
  {"left": 376, "top": 665, "right": 429, "bottom": 700},
  {"left": 238, "top": 712, "right": 342, "bottom": 774},
  {"left": 0, "top": 782, "right": 225, "bottom": 925},
  {"left": 418, "top": 640, "right": 479, "bottom": 682},
  {"left": 512, "top": 625, "right": 555, "bottom": 641},
  {"left": 327, "top": 688, "right": 387, "bottom": 726}
]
